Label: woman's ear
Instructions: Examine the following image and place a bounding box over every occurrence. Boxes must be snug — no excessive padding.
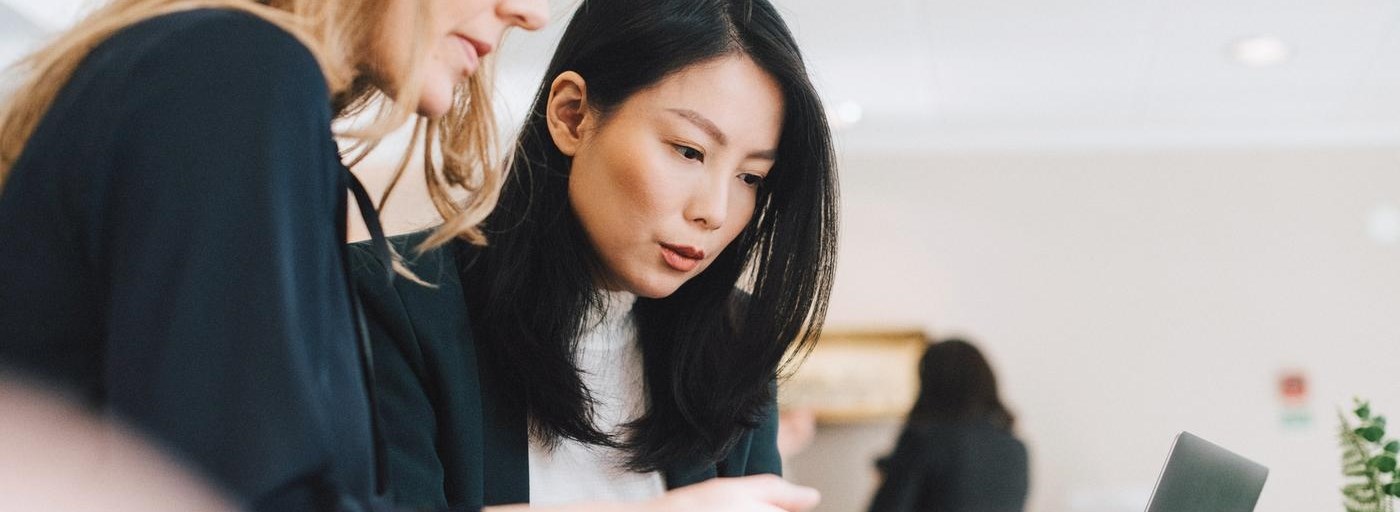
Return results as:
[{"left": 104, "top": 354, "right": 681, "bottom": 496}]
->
[{"left": 546, "top": 71, "right": 590, "bottom": 157}]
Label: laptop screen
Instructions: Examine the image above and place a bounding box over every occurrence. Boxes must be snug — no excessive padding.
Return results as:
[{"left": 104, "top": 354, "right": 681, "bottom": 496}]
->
[{"left": 1145, "top": 432, "right": 1269, "bottom": 512}]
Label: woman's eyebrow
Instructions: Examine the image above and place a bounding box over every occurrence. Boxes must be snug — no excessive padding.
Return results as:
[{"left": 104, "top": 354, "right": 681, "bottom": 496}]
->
[
  {"left": 667, "top": 108, "right": 776, "bottom": 160},
  {"left": 667, "top": 108, "right": 727, "bottom": 146}
]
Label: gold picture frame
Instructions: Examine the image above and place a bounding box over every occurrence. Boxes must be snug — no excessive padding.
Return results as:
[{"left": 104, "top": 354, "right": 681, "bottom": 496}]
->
[{"left": 779, "top": 329, "right": 928, "bottom": 423}]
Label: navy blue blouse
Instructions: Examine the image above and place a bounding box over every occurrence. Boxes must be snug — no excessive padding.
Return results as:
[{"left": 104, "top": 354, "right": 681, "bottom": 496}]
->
[
  {"left": 867, "top": 421, "right": 1029, "bottom": 512},
  {"left": 0, "top": 10, "right": 384, "bottom": 511}
]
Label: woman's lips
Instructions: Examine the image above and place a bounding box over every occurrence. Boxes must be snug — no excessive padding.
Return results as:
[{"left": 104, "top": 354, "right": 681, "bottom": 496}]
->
[
  {"left": 660, "top": 243, "right": 704, "bottom": 272},
  {"left": 452, "top": 34, "right": 491, "bottom": 76}
]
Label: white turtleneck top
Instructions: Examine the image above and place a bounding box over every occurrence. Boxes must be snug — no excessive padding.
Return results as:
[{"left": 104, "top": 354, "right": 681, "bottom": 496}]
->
[{"left": 526, "top": 290, "right": 666, "bottom": 505}]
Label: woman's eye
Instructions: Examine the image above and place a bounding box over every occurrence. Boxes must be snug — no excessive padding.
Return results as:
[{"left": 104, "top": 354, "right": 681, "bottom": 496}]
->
[
  {"left": 739, "top": 173, "right": 765, "bottom": 187},
  {"left": 673, "top": 144, "right": 704, "bottom": 162}
]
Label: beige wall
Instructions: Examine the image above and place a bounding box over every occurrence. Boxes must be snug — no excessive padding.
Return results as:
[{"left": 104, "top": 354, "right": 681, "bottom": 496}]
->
[
  {"left": 785, "top": 421, "right": 901, "bottom": 512},
  {"left": 803, "top": 146, "right": 1400, "bottom": 512}
]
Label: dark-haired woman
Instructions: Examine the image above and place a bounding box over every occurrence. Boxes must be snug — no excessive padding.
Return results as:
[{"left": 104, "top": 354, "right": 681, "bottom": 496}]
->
[
  {"left": 866, "top": 339, "right": 1030, "bottom": 512},
  {"left": 348, "top": 0, "right": 837, "bottom": 510}
]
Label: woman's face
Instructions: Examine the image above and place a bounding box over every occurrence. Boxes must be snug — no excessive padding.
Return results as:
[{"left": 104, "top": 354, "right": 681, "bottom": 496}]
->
[
  {"left": 373, "top": 0, "right": 548, "bottom": 117},
  {"left": 556, "top": 55, "right": 785, "bottom": 299}
]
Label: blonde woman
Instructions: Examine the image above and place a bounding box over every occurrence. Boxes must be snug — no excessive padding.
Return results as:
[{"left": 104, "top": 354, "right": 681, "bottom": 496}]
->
[{"left": 0, "top": 0, "right": 546, "bottom": 510}]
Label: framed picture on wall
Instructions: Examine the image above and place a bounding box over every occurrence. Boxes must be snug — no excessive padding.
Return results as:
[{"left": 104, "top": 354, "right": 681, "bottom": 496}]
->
[{"left": 779, "top": 329, "right": 928, "bottom": 423}]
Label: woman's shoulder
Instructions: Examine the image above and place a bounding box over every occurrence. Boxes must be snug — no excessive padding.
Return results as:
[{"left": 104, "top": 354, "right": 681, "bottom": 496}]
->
[
  {"left": 87, "top": 9, "right": 327, "bottom": 103},
  {"left": 349, "top": 230, "right": 478, "bottom": 375},
  {"left": 350, "top": 228, "right": 463, "bottom": 279},
  {"left": 902, "top": 420, "right": 1026, "bottom": 454},
  {"left": 117, "top": 9, "right": 315, "bottom": 66},
  {"left": 348, "top": 229, "right": 472, "bottom": 312}
]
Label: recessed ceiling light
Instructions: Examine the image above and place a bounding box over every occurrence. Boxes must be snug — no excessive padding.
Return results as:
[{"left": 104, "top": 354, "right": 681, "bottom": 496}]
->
[
  {"left": 1230, "top": 35, "right": 1292, "bottom": 68},
  {"left": 837, "top": 101, "right": 863, "bottom": 125},
  {"left": 1368, "top": 204, "right": 1400, "bottom": 245},
  {"left": 828, "top": 100, "right": 863, "bottom": 130}
]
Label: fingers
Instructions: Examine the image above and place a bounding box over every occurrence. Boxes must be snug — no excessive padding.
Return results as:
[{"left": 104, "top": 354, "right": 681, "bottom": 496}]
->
[{"left": 736, "top": 475, "right": 821, "bottom": 512}]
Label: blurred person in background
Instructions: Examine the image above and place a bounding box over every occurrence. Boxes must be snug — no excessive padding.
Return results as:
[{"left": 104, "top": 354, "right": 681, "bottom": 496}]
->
[{"left": 867, "top": 338, "right": 1029, "bottom": 512}]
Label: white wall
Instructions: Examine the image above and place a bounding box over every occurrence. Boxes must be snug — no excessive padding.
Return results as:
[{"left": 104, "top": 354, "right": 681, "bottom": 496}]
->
[{"left": 793, "top": 146, "right": 1400, "bottom": 512}]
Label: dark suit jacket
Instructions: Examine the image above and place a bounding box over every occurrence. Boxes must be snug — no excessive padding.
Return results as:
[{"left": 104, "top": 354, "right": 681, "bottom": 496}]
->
[
  {"left": 867, "top": 420, "right": 1029, "bottom": 512},
  {"left": 0, "top": 10, "right": 380, "bottom": 510},
  {"left": 348, "top": 230, "right": 782, "bottom": 510}
]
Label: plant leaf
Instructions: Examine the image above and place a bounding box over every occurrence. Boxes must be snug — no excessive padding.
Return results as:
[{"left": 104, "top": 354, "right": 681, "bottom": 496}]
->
[
  {"left": 1369, "top": 455, "right": 1397, "bottom": 473},
  {"left": 1360, "top": 427, "right": 1386, "bottom": 443}
]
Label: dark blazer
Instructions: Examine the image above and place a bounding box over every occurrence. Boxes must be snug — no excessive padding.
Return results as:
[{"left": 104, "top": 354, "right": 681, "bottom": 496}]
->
[
  {"left": 0, "top": 10, "right": 380, "bottom": 510},
  {"left": 867, "top": 420, "right": 1029, "bottom": 512},
  {"left": 348, "top": 230, "right": 782, "bottom": 510}
]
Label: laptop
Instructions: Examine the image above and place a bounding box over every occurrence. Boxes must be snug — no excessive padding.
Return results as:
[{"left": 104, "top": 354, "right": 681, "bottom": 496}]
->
[{"left": 1144, "top": 432, "right": 1269, "bottom": 512}]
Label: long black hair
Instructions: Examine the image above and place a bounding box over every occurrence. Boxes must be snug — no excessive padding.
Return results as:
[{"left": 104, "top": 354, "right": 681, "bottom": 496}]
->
[
  {"left": 458, "top": 0, "right": 838, "bottom": 471},
  {"left": 907, "top": 338, "right": 1016, "bottom": 430}
]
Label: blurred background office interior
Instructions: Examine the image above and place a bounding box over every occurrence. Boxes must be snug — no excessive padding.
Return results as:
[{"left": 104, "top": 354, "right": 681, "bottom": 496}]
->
[{"left": 4, "top": 0, "right": 1400, "bottom": 510}]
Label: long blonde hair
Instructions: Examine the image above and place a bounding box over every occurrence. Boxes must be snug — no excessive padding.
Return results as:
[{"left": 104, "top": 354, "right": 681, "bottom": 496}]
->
[{"left": 0, "top": 0, "right": 499, "bottom": 249}]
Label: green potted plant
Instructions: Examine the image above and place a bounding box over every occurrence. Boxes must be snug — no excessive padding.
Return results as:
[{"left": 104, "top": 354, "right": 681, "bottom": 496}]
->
[{"left": 1341, "top": 399, "right": 1400, "bottom": 512}]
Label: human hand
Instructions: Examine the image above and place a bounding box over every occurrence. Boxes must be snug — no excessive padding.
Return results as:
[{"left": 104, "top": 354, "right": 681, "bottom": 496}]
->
[
  {"left": 645, "top": 474, "right": 820, "bottom": 512},
  {"left": 484, "top": 474, "right": 819, "bottom": 512}
]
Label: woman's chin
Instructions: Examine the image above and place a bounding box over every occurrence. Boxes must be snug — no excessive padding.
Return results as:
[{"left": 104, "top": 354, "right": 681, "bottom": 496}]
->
[
  {"left": 624, "top": 275, "right": 686, "bottom": 300},
  {"left": 415, "top": 80, "right": 457, "bottom": 118}
]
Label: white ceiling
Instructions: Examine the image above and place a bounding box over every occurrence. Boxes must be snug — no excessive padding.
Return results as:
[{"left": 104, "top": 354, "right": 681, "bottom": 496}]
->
[{"left": 5, "top": 0, "right": 1400, "bottom": 151}]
